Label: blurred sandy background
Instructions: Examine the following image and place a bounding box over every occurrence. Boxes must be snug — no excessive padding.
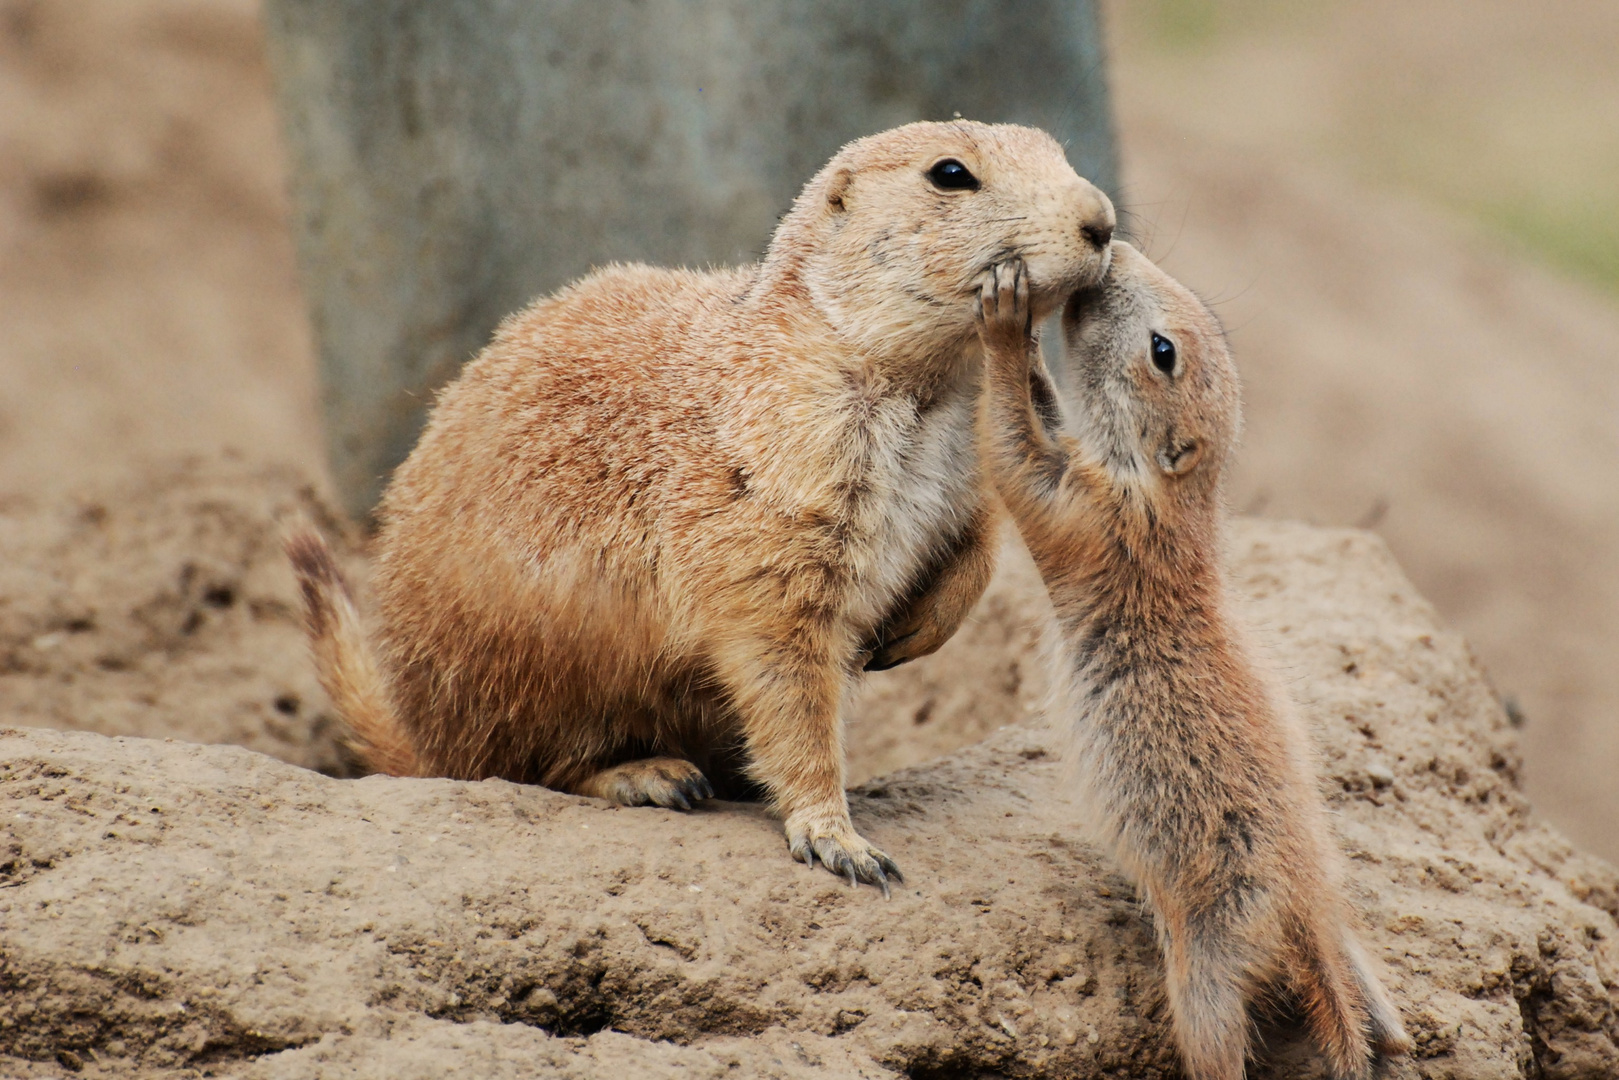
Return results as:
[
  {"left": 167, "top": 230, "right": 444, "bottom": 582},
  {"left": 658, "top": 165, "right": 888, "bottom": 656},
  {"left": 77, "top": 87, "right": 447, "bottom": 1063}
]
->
[{"left": 0, "top": 0, "right": 1615, "bottom": 857}]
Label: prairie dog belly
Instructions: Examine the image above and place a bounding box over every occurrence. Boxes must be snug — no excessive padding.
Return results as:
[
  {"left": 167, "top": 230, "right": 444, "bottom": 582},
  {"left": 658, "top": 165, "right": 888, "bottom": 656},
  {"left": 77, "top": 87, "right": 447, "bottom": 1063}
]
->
[{"left": 842, "top": 387, "right": 980, "bottom": 637}]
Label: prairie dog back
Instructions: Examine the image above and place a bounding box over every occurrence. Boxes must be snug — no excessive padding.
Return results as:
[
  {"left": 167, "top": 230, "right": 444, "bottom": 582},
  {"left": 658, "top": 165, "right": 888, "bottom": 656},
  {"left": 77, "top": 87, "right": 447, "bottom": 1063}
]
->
[{"left": 974, "top": 245, "right": 1410, "bottom": 1079}]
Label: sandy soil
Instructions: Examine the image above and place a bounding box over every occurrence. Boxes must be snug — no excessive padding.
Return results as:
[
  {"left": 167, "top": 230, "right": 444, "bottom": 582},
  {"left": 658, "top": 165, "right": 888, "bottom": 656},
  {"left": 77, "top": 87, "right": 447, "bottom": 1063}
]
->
[
  {"left": 0, "top": 0, "right": 1615, "bottom": 863},
  {"left": 0, "top": 458, "right": 365, "bottom": 777},
  {"left": 3, "top": 520, "right": 1616, "bottom": 1078}
]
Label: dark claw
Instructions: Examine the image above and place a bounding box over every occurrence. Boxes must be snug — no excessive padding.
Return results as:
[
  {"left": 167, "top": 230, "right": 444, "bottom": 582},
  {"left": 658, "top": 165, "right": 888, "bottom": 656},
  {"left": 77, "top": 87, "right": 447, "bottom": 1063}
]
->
[
  {"left": 668, "top": 789, "right": 691, "bottom": 811},
  {"left": 871, "top": 865, "right": 891, "bottom": 900},
  {"left": 876, "top": 853, "right": 904, "bottom": 884},
  {"left": 697, "top": 776, "right": 715, "bottom": 800}
]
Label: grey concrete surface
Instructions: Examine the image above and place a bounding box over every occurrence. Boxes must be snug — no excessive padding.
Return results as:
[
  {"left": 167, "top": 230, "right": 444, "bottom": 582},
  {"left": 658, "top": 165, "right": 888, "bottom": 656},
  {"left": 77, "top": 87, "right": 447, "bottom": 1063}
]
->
[{"left": 262, "top": 0, "right": 1116, "bottom": 519}]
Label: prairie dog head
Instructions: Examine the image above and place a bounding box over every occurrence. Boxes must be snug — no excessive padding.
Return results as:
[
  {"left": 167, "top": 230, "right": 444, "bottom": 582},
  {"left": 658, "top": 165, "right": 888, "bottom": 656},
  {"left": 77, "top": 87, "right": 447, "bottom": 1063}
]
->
[
  {"left": 777, "top": 120, "right": 1115, "bottom": 360},
  {"left": 1063, "top": 242, "right": 1242, "bottom": 500}
]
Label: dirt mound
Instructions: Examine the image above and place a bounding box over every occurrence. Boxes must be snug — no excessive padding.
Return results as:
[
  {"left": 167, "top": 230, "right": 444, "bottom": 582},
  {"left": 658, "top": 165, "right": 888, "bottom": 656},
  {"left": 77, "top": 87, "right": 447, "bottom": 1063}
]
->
[
  {"left": 0, "top": 456, "right": 1022, "bottom": 786},
  {"left": 0, "top": 458, "right": 364, "bottom": 777},
  {"left": 2, "top": 509, "right": 1614, "bottom": 1079}
]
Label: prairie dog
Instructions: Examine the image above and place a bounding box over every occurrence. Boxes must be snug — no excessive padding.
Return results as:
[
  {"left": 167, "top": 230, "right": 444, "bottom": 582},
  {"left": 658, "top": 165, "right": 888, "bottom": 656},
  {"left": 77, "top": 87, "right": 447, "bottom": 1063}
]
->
[
  {"left": 974, "top": 246, "right": 1410, "bottom": 1077},
  {"left": 290, "top": 121, "right": 1116, "bottom": 891}
]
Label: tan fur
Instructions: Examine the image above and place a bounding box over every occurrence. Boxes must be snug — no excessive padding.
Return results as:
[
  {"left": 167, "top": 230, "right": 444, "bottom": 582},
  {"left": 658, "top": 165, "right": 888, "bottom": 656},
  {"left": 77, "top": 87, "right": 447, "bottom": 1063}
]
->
[
  {"left": 284, "top": 529, "right": 417, "bottom": 778},
  {"left": 288, "top": 121, "right": 1115, "bottom": 890},
  {"left": 974, "top": 245, "right": 1411, "bottom": 1077}
]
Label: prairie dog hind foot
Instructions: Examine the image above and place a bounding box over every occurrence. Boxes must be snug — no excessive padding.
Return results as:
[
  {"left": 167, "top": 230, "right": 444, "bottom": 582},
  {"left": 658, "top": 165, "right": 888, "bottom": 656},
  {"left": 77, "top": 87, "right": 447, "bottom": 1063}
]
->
[{"left": 574, "top": 757, "right": 715, "bottom": 810}]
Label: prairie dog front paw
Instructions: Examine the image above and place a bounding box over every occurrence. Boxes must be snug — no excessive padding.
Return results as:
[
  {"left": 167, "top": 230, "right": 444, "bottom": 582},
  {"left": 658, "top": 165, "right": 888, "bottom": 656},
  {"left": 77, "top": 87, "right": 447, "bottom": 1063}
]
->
[
  {"left": 863, "top": 592, "right": 952, "bottom": 671},
  {"left": 785, "top": 806, "right": 902, "bottom": 896},
  {"left": 976, "top": 258, "right": 1033, "bottom": 360}
]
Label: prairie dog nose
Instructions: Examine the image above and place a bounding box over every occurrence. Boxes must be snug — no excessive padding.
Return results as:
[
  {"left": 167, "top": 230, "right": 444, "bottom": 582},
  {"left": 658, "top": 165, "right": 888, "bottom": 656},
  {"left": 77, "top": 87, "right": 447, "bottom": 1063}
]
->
[{"left": 1079, "top": 188, "right": 1116, "bottom": 250}]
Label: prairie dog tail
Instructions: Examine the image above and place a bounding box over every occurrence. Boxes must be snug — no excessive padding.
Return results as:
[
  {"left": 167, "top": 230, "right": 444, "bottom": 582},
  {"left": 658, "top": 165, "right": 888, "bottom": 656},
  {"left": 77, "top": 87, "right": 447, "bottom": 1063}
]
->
[{"left": 284, "top": 527, "right": 419, "bottom": 777}]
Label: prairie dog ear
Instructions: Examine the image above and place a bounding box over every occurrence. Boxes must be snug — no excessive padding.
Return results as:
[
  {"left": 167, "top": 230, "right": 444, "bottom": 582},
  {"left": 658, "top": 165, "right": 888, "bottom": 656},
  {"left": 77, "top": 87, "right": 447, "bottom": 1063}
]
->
[
  {"left": 1157, "top": 437, "right": 1203, "bottom": 477},
  {"left": 827, "top": 168, "right": 855, "bottom": 212}
]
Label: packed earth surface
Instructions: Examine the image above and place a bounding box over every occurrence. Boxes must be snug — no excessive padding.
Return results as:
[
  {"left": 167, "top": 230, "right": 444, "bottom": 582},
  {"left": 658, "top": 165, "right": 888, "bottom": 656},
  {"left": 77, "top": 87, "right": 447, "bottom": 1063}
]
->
[{"left": 1, "top": 466, "right": 1615, "bottom": 1078}]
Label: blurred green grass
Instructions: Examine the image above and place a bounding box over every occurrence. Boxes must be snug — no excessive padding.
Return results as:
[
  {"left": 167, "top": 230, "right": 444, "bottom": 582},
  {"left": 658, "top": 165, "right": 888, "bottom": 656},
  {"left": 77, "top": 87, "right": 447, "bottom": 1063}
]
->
[
  {"left": 1358, "top": 99, "right": 1619, "bottom": 295},
  {"left": 1114, "top": 0, "right": 1619, "bottom": 296}
]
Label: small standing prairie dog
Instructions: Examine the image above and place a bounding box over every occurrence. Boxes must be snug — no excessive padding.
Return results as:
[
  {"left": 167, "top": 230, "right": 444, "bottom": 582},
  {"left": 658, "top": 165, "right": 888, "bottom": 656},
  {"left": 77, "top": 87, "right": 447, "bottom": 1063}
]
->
[
  {"left": 289, "top": 121, "right": 1116, "bottom": 891},
  {"left": 974, "top": 245, "right": 1410, "bottom": 1078}
]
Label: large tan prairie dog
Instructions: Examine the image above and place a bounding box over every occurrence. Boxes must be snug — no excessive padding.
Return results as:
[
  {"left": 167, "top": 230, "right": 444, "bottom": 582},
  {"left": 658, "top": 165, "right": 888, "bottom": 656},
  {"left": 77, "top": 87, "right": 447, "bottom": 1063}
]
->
[
  {"left": 289, "top": 121, "right": 1116, "bottom": 891},
  {"left": 974, "top": 246, "right": 1410, "bottom": 1078}
]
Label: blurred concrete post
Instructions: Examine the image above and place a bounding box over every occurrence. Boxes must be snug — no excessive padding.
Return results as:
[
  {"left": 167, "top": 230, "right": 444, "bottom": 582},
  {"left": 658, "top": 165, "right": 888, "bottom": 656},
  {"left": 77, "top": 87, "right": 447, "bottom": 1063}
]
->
[{"left": 262, "top": 0, "right": 1116, "bottom": 521}]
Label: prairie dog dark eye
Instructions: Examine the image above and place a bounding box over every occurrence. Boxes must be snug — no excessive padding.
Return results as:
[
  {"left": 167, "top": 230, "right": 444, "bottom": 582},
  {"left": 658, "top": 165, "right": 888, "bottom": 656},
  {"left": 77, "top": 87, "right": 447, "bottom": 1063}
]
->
[
  {"left": 927, "top": 159, "right": 979, "bottom": 191},
  {"left": 1150, "top": 332, "right": 1178, "bottom": 375}
]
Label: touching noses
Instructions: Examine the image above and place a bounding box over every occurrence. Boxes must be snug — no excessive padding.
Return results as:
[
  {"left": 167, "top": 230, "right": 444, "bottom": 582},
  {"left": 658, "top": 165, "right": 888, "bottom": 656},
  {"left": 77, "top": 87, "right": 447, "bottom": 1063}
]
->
[{"left": 1077, "top": 184, "right": 1117, "bottom": 251}]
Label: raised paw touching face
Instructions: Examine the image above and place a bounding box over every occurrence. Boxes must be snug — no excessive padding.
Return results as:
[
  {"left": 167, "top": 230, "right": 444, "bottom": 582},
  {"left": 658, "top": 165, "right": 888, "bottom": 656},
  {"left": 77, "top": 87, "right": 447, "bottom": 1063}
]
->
[
  {"left": 975, "top": 258, "right": 1034, "bottom": 362},
  {"left": 785, "top": 806, "right": 903, "bottom": 897}
]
